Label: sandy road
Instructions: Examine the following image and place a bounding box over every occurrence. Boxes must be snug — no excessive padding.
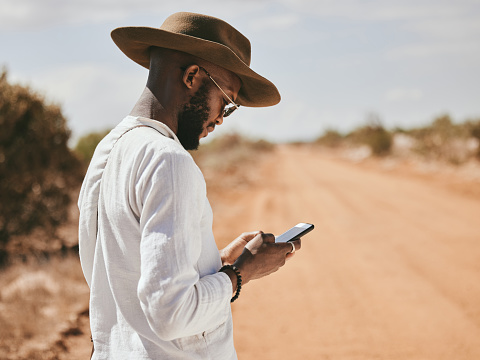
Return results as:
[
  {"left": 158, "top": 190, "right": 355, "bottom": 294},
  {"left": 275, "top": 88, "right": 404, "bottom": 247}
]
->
[{"left": 210, "top": 145, "right": 480, "bottom": 360}]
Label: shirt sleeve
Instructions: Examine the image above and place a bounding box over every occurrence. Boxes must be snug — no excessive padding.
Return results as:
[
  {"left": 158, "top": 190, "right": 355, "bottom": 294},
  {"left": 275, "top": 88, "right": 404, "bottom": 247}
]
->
[{"left": 134, "top": 145, "right": 232, "bottom": 341}]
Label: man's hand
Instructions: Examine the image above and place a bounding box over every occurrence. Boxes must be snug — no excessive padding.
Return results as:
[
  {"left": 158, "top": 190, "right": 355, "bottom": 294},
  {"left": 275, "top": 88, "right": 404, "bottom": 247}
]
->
[
  {"left": 233, "top": 232, "right": 301, "bottom": 285},
  {"left": 220, "top": 231, "right": 261, "bottom": 265}
]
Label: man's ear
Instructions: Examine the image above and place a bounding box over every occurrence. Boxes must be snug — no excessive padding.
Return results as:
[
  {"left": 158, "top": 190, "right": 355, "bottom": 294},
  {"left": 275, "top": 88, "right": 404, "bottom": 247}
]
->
[{"left": 182, "top": 65, "right": 201, "bottom": 90}]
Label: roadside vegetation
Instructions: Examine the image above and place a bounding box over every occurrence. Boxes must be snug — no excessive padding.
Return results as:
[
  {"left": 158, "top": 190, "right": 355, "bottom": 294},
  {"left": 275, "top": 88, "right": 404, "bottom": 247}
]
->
[
  {"left": 192, "top": 133, "right": 274, "bottom": 172},
  {"left": 74, "top": 129, "right": 111, "bottom": 169},
  {"left": 73, "top": 129, "right": 275, "bottom": 190},
  {"left": 0, "top": 70, "right": 83, "bottom": 266},
  {"left": 0, "top": 71, "right": 89, "bottom": 358},
  {"left": 315, "top": 113, "right": 480, "bottom": 165},
  {"left": 190, "top": 133, "right": 275, "bottom": 193}
]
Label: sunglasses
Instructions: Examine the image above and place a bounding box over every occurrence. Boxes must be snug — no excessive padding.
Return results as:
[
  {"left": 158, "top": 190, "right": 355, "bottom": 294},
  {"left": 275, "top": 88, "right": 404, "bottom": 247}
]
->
[{"left": 199, "top": 66, "right": 240, "bottom": 118}]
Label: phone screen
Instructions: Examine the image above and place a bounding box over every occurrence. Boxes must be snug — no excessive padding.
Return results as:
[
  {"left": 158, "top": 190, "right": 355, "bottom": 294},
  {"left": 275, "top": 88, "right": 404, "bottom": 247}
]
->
[{"left": 275, "top": 223, "right": 314, "bottom": 243}]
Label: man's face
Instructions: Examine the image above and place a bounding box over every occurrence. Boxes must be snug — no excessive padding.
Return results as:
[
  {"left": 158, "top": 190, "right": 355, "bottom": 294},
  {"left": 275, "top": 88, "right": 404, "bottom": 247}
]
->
[
  {"left": 176, "top": 67, "right": 241, "bottom": 151},
  {"left": 176, "top": 79, "right": 213, "bottom": 150}
]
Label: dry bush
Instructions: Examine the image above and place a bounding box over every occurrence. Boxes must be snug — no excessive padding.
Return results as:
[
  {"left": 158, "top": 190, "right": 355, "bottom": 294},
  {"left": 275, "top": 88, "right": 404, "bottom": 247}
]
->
[
  {"left": 460, "top": 119, "right": 480, "bottom": 160},
  {"left": 0, "top": 70, "right": 83, "bottom": 264},
  {"left": 191, "top": 133, "right": 275, "bottom": 174},
  {"left": 190, "top": 133, "right": 276, "bottom": 192},
  {"left": 314, "top": 114, "right": 480, "bottom": 165},
  {"left": 406, "top": 115, "right": 479, "bottom": 164},
  {"left": 314, "top": 114, "right": 392, "bottom": 157}
]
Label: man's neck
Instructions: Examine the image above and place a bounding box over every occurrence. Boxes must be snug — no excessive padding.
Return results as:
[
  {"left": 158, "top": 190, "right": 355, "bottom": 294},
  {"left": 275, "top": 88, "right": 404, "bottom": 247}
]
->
[{"left": 130, "top": 87, "right": 177, "bottom": 133}]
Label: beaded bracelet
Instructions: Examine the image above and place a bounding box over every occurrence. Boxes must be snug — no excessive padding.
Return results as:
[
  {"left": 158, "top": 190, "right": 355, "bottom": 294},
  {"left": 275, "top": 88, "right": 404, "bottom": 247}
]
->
[{"left": 219, "top": 265, "right": 242, "bottom": 303}]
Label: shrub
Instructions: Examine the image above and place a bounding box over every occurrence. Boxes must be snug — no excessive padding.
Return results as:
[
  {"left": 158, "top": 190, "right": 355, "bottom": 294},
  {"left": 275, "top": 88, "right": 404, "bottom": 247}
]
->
[
  {"left": 0, "top": 70, "right": 82, "bottom": 263},
  {"left": 346, "top": 116, "right": 392, "bottom": 156},
  {"left": 74, "top": 129, "right": 110, "bottom": 167},
  {"left": 191, "top": 133, "right": 275, "bottom": 173},
  {"left": 466, "top": 119, "right": 480, "bottom": 159},
  {"left": 408, "top": 114, "right": 474, "bottom": 164},
  {"left": 315, "top": 129, "right": 343, "bottom": 148}
]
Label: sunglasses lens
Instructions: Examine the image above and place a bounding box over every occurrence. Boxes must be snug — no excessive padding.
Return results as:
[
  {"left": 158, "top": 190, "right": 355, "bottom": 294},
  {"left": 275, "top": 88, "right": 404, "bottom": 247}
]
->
[{"left": 223, "top": 104, "right": 239, "bottom": 118}]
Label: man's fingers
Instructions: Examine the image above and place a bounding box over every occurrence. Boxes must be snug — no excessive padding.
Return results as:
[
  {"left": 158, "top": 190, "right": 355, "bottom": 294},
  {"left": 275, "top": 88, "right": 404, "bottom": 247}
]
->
[
  {"left": 284, "top": 239, "right": 301, "bottom": 260},
  {"left": 290, "top": 238, "right": 301, "bottom": 252},
  {"left": 239, "top": 231, "right": 262, "bottom": 242},
  {"left": 261, "top": 233, "right": 276, "bottom": 243},
  {"left": 285, "top": 239, "right": 301, "bottom": 254}
]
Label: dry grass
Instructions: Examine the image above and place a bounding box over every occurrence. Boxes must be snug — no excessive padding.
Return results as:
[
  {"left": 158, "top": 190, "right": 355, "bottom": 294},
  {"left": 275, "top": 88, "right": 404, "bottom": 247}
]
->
[
  {"left": 191, "top": 133, "right": 275, "bottom": 192},
  {"left": 0, "top": 254, "right": 89, "bottom": 359},
  {"left": 0, "top": 133, "right": 275, "bottom": 359}
]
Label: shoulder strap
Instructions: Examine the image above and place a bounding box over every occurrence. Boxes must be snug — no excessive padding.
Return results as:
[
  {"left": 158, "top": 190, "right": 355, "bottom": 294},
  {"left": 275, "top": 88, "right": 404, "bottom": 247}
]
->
[
  {"left": 112, "top": 124, "right": 163, "bottom": 150},
  {"left": 95, "top": 125, "right": 164, "bottom": 236},
  {"left": 91, "top": 124, "right": 163, "bottom": 356}
]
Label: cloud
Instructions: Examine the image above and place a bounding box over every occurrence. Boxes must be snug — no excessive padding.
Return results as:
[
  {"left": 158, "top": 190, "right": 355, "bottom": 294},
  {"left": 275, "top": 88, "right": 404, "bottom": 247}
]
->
[
  {"left": 2, "top": 0, "right": 479, "bottom": 63},
  {"left": 248, "top": 13, "right": 300, "bottom": 32},
  {"left": 385, "top": 88, "right": 423, "bottom": 102},
  {"left": 386, "top": 40, "right": 479, "bottom": 60},
  {"left": 0, "top": 0, "right": 265, "bottom": 30},
  {"left": 10, "top": 63, "right": 146, "bottom": 141},
  {"left": 276, "top": 0, "right": 475, "bottom": 22},
  {"left": 1, "top": 0, "right": 478, "bottom": 31},
  {"left": 408, "top": 16, "right": 480, "bottom": 41},
  {"left": 0, "top": 0, "right": 124, "bottom": 29},
  {"left": 385, "top": 6, "right": 480, "bottom": 60}
]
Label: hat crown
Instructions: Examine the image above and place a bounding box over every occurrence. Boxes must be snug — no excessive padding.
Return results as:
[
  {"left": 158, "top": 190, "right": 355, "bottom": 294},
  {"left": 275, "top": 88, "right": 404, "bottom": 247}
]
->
[{"left": 160, "top": 12, "right": 251, "bottom": 66}]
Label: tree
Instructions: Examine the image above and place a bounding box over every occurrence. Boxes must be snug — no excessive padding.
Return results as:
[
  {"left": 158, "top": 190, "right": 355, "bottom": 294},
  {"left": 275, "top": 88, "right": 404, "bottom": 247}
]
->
[{"left": 0, "top": 70, "right": 82, "bottom": 263}]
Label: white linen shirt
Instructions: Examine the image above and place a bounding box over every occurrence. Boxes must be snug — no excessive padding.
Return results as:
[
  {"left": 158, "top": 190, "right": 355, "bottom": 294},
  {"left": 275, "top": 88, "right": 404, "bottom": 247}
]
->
[{"left": 78, "top": 116, "right": 236, "bottom": 359}]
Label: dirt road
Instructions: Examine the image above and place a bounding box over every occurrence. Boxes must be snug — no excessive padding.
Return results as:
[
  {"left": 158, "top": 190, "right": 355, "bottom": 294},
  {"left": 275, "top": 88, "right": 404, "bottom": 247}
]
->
[
  {"left": 209, "top": 145, "right": 480, "bottom": 360},
  {"left": 44, "top": 144, "right": 480, "bottom": 359}
]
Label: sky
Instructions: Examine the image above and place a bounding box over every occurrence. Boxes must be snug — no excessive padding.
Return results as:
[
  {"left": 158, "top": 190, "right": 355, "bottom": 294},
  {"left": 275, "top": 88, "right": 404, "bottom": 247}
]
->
[{"left": 1, "top": 0, "right": 480, "bottom": 145}]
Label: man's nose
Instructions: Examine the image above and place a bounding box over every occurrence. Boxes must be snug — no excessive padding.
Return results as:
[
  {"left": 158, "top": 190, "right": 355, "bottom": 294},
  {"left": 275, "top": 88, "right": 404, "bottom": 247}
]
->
[{"left": 215, "top": 114, "right": 224, "bottom": 126}]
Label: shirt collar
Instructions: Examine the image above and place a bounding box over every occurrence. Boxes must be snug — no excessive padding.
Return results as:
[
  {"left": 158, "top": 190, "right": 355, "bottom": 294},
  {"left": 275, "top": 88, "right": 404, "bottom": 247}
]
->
[{"left": 123, "top": 115, "right": 182, "bottom": 146}]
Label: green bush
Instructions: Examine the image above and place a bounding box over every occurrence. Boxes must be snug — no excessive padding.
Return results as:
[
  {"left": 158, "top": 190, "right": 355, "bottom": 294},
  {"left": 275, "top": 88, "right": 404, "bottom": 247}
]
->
[
  {"left": 74, "top": 129, "right": 110, "bottom": 167},
  {"left": 315, "top": 129, "right": 343, "bottom": 148},
  {"left": 0, "top": 70, "right": 82, "bottom": 263},
  {"left": 347, "top": 118, "right": 392, "bottom": 156}
]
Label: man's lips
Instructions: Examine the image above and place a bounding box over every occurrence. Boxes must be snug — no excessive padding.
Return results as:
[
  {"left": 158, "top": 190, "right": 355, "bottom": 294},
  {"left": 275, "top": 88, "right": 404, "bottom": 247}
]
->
[
  {"left": 207, "top": 124, "right": 216, "bottom": 133},
  {"left": 201, "top": 124, "right": 216, "bottom": 138}
]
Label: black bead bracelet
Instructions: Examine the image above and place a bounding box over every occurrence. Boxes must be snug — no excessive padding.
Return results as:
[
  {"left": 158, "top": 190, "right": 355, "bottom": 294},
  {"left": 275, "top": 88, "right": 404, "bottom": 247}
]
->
[{"left": 219, "top": 265, "right": 242, "bottom": 302}]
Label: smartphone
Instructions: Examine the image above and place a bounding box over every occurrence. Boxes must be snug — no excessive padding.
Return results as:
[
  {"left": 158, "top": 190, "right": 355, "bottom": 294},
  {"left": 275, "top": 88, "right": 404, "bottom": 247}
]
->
[{"left": 275, "top": 223, "right": 314, "bottom": 243}]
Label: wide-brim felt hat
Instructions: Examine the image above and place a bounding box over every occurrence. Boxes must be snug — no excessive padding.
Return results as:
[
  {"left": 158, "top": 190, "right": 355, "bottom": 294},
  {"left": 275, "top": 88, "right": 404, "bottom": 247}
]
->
[{"left": 111, "top": 12, "right": 281, "bottom": 107}]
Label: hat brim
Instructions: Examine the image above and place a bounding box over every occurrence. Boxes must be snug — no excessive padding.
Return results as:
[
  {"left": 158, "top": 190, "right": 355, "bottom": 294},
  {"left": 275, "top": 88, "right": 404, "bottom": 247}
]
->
[{"left": 111, "top": 26, "right": 281, "bottom": 107}]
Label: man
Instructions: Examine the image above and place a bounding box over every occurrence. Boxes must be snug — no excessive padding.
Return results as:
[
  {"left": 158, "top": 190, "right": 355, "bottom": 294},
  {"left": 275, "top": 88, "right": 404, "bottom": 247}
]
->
[{"left": 78, "top": 12, "right": 301, "bottom": 359}]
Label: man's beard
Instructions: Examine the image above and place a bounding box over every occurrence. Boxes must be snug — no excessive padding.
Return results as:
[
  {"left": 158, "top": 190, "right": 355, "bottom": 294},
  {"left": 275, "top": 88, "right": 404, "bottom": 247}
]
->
[{"left": 177, "top": 80, "right": 212, "bottom": 151}]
